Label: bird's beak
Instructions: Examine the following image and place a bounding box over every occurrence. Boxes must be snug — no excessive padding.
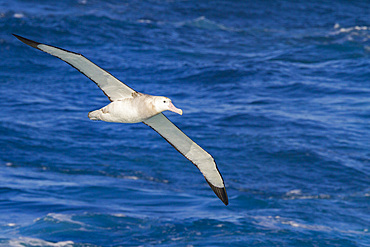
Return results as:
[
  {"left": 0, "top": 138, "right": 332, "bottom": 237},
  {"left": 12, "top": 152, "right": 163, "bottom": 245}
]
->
[{"left": 168, "top": 102, "right": 183, "bottom": 115}]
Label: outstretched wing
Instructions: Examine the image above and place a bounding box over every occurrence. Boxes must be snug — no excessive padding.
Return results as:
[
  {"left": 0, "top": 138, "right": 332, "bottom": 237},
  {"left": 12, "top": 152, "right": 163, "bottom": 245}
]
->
[
  {"left": 13, "top": 34, "right": 135, "bottom": 101},
  {"left": 144, "top": 113, "right": 228, "bottom": 205}
]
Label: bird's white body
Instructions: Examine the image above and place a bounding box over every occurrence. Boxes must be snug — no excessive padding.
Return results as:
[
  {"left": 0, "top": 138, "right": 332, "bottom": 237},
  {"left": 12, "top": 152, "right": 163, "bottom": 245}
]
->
[
  {"left": 88, "top": 93, "right": 182, "bottom": 123},
  {"left": 89, "top": 93, "right": 158, "bottom": 123}
]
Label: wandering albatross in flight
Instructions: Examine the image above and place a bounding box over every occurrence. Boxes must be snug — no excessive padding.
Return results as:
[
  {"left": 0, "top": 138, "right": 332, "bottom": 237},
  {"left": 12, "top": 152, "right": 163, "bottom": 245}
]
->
[{"left": 13, "top": 34, "right": 228, "bottom": 205}]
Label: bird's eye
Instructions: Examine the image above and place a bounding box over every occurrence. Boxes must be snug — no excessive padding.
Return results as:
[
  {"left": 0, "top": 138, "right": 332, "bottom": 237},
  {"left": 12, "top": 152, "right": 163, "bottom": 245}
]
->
[{"left": 163, "top": 100, "right": 166, "bottom": 103}]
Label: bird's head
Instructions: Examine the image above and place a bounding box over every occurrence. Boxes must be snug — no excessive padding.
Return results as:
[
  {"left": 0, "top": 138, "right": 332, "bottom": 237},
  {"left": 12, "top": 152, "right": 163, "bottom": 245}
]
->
[{"left": 154, "top": 96, "right": 183, "bottom": 115}]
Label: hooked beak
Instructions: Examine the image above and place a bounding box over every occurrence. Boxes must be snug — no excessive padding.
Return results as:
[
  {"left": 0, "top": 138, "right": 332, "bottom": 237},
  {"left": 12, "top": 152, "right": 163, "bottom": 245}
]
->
[{"left": 168, "top": 102, "right": 183, "bottom": 115}]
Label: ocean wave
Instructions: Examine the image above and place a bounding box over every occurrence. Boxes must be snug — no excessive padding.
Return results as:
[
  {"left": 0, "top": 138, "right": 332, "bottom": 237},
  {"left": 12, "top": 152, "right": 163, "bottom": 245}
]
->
[
  {"left": 175, "top": 16, "right": 240, "bottom": 32},
  {"left": 330, "top": 23, "right": 370, "bottom": 43},
  {"left": 137, "top": 19, "right": 153, "bottom": 24},
  {"left": 37, "top": 213, "right": 84, "bottom": 226},
  {"left": 135, "top": 16, "right": 240, "bottom": 32},
  {"left": 13, "top": 13, "right": 25, "bottom": 19},
  {"left": 283, "top": 189, "right": 331, "bottom": 200},
  {"left": 0, "top": 11, "right": 25, "bottom": 19},
  {"left": 4, "top": 237, "right": 74, "bottom": 247},
  {"left": 252, "top": 215, "right": 368, "bottom": 235},
  {"left": 333, "top": 23, "right": 369, "bottom": 34}
]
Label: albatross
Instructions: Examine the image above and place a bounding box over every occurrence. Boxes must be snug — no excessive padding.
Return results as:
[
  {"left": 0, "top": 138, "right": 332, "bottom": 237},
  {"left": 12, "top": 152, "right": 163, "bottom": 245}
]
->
[{"left": 13, "top": 34, "right": 228, "bottom": 205}]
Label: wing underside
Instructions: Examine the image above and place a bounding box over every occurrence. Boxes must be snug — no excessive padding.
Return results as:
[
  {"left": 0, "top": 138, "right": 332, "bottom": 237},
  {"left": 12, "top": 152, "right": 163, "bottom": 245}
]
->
[
  {"left": 143, "top": 113, "right": 228, "bottom": 205},
  {"left": 13, "top": 34, "right": 135, "bottom": 101}
]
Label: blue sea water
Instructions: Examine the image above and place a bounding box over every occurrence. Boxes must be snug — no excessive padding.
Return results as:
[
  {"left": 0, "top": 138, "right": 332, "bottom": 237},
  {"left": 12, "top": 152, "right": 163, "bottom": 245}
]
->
[{"left": 0, "top": 0, "right": 369, "bottom": 246}]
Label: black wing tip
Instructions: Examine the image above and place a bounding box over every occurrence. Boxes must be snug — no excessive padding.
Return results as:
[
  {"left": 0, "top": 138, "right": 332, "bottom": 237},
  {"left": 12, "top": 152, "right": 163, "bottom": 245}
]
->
[
  {"left": 206, "top": 180, "right": 229, "bottom": 206},
  {"left": 13, "top": 34, "right": 41, "bottom": 49}
]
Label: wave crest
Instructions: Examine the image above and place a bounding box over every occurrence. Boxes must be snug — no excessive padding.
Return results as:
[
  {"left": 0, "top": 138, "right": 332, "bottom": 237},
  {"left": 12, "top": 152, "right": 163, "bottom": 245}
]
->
[
  {"left": 331, "top": 23, "right": 370, "bottom": 43},
  {"left": 176, "top": 16, "right": 239, "bottom": 32},
  {"left": 6, "top": 237, "right": 74, "bottom": 247}
]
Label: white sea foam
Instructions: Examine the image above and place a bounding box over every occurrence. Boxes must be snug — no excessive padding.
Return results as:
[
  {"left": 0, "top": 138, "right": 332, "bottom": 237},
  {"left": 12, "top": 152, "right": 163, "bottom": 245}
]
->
[
  {"left": 253, "top": 215, "right": 328, "bottom": 231},
  {"left": 280, "top": 219, "right": 332, "bottom": 231},
  {"left": 252, "top": 215, "right": 368, "bottom": 235},
  {"left": 6, "top": 237, "right": 74, "bottom": 247},
  {"left": 283, "top": 189, "right": 331, "bottom": 200},
  {"left": 123, "top": 175, "right": 140, "bottom": 180},
  {"left": 137, "top": 19, "right": 153, "bottom": 24},
  {"left": 13, "top": 13, "right": 24, "bottom": 19},
  {"left": 112, "top": 213, "right": 127, "bottom": 217},
  {"left": 331, "top": 23, "right": 370, "bottom": 43},
  {"left": 286, "top": 189, "right": 302, "bottom": 195},
  {"left": 176, "top": 16, "right": 240, "bottom": 32},
  {"left": 334, "top": 23, "right": 369, "bottom": 33},
  {"left": 37, "top": 213, "right": 84, "bottom": 226}
]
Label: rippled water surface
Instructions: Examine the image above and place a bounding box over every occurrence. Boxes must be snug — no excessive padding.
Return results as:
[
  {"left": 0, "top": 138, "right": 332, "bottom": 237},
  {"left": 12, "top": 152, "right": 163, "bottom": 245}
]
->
[{"left": 0, "top": 0, "right": 369, "bottom": 246}]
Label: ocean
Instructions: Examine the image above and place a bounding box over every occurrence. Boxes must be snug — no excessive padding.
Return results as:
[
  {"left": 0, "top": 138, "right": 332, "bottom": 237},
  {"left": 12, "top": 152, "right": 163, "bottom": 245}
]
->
[{"left": 0, "top": 0, "right": 369, "bottom": 246}]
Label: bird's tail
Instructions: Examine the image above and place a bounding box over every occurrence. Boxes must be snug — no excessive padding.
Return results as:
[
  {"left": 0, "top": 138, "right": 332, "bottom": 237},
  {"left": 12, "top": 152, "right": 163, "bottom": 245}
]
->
[{"left": 88, "top": 110, "right": 102, "bottom": 121}]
